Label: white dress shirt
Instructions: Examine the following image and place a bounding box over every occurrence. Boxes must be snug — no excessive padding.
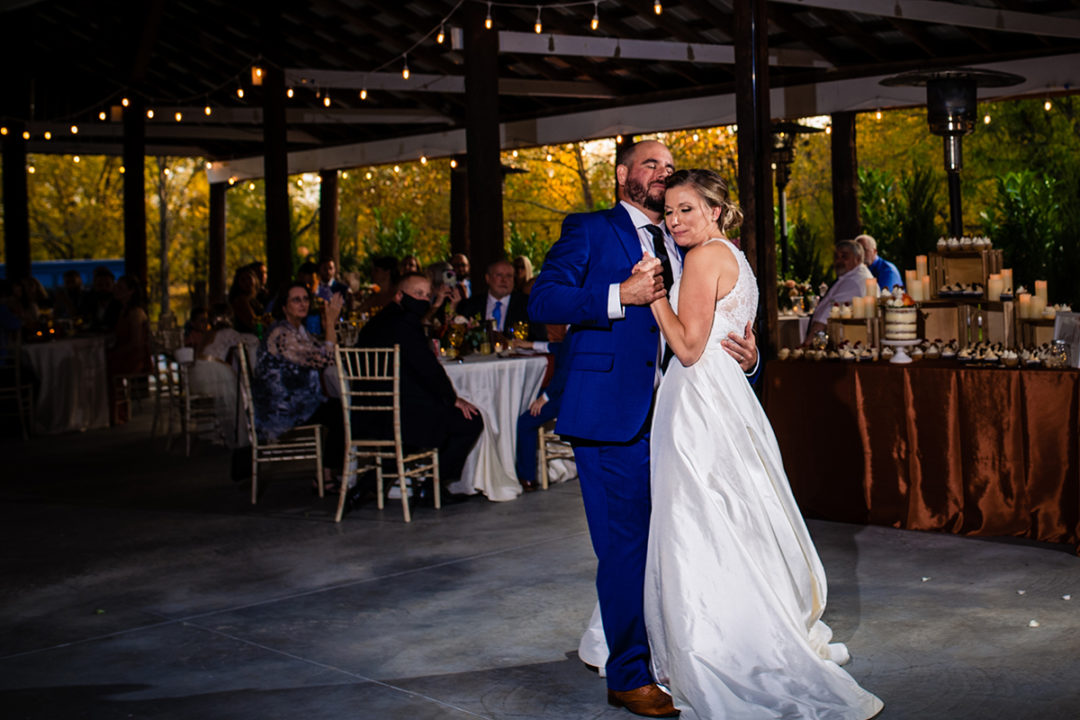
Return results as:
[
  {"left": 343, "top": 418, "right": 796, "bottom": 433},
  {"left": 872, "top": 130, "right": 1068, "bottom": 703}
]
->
[
  {"left": 484, "top": 292, "right": 510, "bottom": 332},
  {"left": 607, "top": 201, "right": 682, "bottom": 319},
  {"left": 811, "top": 264, "right": 875, "bottom": 326}
]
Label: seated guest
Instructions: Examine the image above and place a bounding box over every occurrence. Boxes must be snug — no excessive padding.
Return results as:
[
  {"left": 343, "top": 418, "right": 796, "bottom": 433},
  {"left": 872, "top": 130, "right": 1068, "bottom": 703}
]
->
[
  {"left": 184, "top": 306, "right": 209, "bottom": 349},
  {"left": 355, "top": 255, "right": 399, "bottom": 316},
  {"left": 244, "top": 261, "right": 271, "bottom": 309},
  {"left": 423, "top": 261, "right": 464, "bottom": 336},
  {"left": 514, "top": 331, "right": 569, "bottom": 492},
  {"left": 356, "top": 272, "right": 483, "bottom": 489},
  {"left": 316, "top": 257, "right": 350, "bottom": 302},
  {"left": 229, "top": 267, "right": 263, "bottom": 334},
  {"left": 512, "top": 255, "right": 534, "bottom": 294},
  {"left": 253, "top": 283, "right": 345, "bottom": 486},
  {"left": 804, "top": 239, "right": 876, "bottom": 345},
  {"left": 450, "top": 252, "right": 473, "bottom": 299},
  {"left": 81, "top": 266, "right": 121, "bottom": 331},
  {"left": 190, "top": 305, "right": 258, "bottom": 451},
  {"left": 295, "top": 261, "right": 326, "bottom": 336},
  {"left": 106, "top": 275, "right": 152, "bottom": 424},
  {"left": 455, "top": 259, "right": 535, "bottom": 338},
  {"left": 856, "top": 233, "right": 902, "bottom": 291}
]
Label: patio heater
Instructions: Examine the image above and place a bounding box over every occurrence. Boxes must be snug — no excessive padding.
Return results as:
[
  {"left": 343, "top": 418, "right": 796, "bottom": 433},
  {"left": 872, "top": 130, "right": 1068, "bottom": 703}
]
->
[
  {"left": 772, "top": 122, "right": 823, "bottom": 275},
  {"left": 881, "top": 68, "right": 1023, "bottom": 238}
]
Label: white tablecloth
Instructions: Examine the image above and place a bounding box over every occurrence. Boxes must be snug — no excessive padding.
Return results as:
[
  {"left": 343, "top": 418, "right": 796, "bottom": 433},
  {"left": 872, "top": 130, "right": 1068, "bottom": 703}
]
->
[
  {"left": 22, "top": 336, "right": 110, "bottom": 434},
  {"left": 444, "top": 354, "right": 548, "bottom": 501}
]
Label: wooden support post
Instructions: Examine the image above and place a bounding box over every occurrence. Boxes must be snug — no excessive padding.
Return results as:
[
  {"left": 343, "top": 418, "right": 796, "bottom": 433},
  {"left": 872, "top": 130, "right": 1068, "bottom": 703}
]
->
[
  {"left": 123, "top": 98, "right": 148, "bottom": 289},
  {"left": 462, "top": 4, "right": 504, "bottom": 294},
  {"left": 208, "top": 182, "right": 227, "bottom": 305},
  {"left": 2, "top": 121, "right": 31, "bottom": 283},
  {"left": 831, "top": 111, "right": 861, "bottom": 240},
  {"left": 734, "top": 0, "right": 778, "bottom": 360},
  {"left": 262, "top": 62, "right": 292, "bottom": 294},
  {"left": 319, "top": 169, "right": 339, "bottom": 265},
  {"left": 450, "top": 153, "right": 469, "bottom": 259}
]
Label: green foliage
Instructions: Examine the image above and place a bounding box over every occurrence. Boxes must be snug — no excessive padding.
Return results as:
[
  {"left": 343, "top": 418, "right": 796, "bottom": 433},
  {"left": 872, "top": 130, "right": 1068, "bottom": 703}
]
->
[
  {"left": 858, "top": 165, "right": 944, "bottom": 268},
  {"left": 787, "top": 217, "right": 828, "bottom": 288},
  {"left": 857, "top": 167, "right": 903, "bottom": 252},
  {"left": 368, "top": 208, "right": 419, "bottom": 260},
  {"left": 981, "top": 168, "right": 1080, "bottom": 307},
  {"left": 506, "top": 221, "right": 548, "bottom": 272}
]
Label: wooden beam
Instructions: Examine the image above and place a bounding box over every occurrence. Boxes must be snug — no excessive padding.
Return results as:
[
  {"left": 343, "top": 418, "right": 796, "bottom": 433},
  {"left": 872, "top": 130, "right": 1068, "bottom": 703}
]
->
[
  {"left": 831, "top": 111, "right": 861, "bottom": 241},
  {"left": 285, "top": 69, "right": 618, "bottom": 99},
  {"left": 319, "top": 169, "right": 339, "bottom": 266},
  {"left": 450, "top": 154, "right": 469, "bottom": 258},
  {"left": 770, "top": 0, "right": 1080, "bottom": 39},
  {"left": 735, "top": 0, "right": 778, "bottom": 362},
  {"left": 262, "top": 61, "right": 292, "bottom": 294},
  {"left": 208, "top": 182, "right": 227, "bottom": 306},
  {"left": 123, "top": 99, "right": 148, "bottom": 290},
  {"left": 2, "top": 121, "right": 31, "bottom": 283}
]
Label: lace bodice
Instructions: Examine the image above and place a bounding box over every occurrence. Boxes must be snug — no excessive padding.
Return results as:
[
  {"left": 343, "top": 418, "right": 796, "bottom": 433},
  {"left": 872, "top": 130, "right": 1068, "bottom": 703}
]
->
[{"left": 670, "top": 237, "right": 758, "bottom": 345}]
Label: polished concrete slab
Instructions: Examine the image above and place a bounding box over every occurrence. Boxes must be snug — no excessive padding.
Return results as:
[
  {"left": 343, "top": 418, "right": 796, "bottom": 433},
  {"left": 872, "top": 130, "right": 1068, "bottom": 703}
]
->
[{"left": 2, "top": 417, "right": 1078, "bottom": 719}]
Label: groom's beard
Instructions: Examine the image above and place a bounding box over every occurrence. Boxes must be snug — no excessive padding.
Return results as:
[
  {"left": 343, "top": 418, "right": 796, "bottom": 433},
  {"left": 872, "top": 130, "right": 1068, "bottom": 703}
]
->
[{"left": 624, "top": 177, "right": 666, "bottom": 214}]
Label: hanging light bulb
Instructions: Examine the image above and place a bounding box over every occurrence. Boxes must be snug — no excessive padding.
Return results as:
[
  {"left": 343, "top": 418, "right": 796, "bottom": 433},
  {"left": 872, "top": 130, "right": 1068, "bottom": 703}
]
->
[
  {"left": 286, "top": 88, "right": 294, "bottom": 98},
  {"left": 98, "top": 111, "right": 107, "bottom": 121},
  {"left": 205, "top": 161, "right": 213, "bottom": 170},
  {"left": 365, "top": 171, "right": 373, "bottom": 179},
  {"left": 983, "top": 114, "right": 992, "bottom": 125},
  {"left": 43, "top": 131, "right": 52, "bottom": 140},
  {"left": 204, "top": 105, "right": 212, "bottom": 116},
  {"left": 692, "top": 133, "right": 699, "bottom": 142},
  {"left": 1044, "top": 99, "right": 1052, "bottom": 111},
  {"left": 654, "top": 0, "right": 662, "bottom": 15},
  {"left": 22, "top": 130, "right": 30, "bottom": 140},
  {"left": 323, "top": 95, "right": 331, "bottom": 107},
  {"left": 825, "top": 125, "right": 832, "bottom": 135},
  {"left": 615, "top": 134, "right": 623, "bottom": 143},
  {"left": 121, "top": 97, "right": 130, "bottom": 107},
  {"left": 248, "top": 182, "right": 256, "bottom": 190},
  {"left": 237, "top": 87, "right": 245, "bottom": 99},
  {"left": 0, "top": 126, "right": 8, "bottom": 136},
  {"left": 70, "top": 124, "right": 79, "bottom": 134},
  {"left": 875, "top": 109, "right": 882, "bottom": 120},
  {"left": 591, "top": 2, "right": 599, "bottom": 30},
  {"left": 546, "top": 153, "right": 553, "bottom": 161},
  {"left": 175, "top": 111, "right": 183, "bottom": 122},
  {"left": 341, "top": 171, "right": 348, "bottom": 179},
  {"left": 27, "top": 165, "right": 35, "bottom": 174},
  {"left": 146, "top": 109, "right": 154, "bottom": 119},
  {"left": 360, "top": 88, "right": 367, "bottom": 100},
  {"left": 163, "top": 167, "right": 171, "bottom": 176},
  {"left": 512, "top": 149, "right": 519, "bottom": 158},
  {"left": 119, "top": 166, "right": 126, "bottom": 174},
  {"left": 402, "top": 55, "right": 410, "bottom": 80},
  {"left": 228, "top": 176, "right": 236, "bottom": 185},
  {"left": 535, "top": 5, "right": 542, "bottom": 34},
  {"left": 393, "top": 165, "right": 401, "bottom": 173},
  {"left": 421, "top": 155, "right": 428, "bottom": 165},
  {"left": 437, "top": 23, "right": 445, "bottom": 44},
  {"left": 485, "top": 2, "right": 493, "bottom": 29},
  {"left": 450, "top": 158, "right": 457, "bottom": 168},
  {"left": 73, "top": 155, "right": 81, "bottom": 163}
]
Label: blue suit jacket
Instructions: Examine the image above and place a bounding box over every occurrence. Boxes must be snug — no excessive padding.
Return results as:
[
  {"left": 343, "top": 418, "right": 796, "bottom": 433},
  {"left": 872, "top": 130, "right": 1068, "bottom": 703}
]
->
[{"left": 528, "top": 205, "right": 659, "bottom": 443}]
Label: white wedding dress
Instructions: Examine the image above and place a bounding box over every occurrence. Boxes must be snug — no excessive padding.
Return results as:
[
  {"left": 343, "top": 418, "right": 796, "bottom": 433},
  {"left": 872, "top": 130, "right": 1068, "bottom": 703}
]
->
[{"left": 644, "top": 237, "right": 883, "bottom": 719}]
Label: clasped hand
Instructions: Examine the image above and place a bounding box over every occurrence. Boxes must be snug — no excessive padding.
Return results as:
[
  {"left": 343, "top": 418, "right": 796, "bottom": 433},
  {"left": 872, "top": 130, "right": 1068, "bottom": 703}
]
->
[{"left": 620, "top": 253, "right": 666, "bottom": 306}]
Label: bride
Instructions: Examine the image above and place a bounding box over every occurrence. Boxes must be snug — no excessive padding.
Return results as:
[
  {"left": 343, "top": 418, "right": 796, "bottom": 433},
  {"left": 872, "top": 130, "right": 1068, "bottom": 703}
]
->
[{"left": 636, "top": 169, "right": 883, "bottom": 719}]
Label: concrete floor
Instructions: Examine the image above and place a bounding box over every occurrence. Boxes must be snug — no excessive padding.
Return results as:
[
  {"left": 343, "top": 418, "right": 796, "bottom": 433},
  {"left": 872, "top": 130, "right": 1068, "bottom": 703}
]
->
[{"left": 2, "top": 416, "right": 1079, "bottom": 720}]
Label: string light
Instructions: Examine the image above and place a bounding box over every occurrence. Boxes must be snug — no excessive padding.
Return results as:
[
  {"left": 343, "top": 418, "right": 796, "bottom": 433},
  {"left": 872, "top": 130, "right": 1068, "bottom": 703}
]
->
[
  {"left": 365, "top": 171, "right": 373, "bottom": 179},
  {"left": 98, "top": 111, "right": 107, "bottom": 121},
  {"left": 119, "top": 166, "right": 125, "bottom": 174},
  {"left": 286, "top": 88, "right": 294, "bottom": 98},
  {"left": 323, "top": 95, "right": 331, "bottom": 107},
  {"left": 0, "top": 126, "right": 7, "bottom": 135},
  {"left": 73, "top": 155, "right": 80, "bottom": 163},
  {"left": 393, "top": 165, "right": 401, "bottom": 173},
  {"left": 175, "top": 111, "right": 183, "bottom": 122},
  {"left": 437, "top": 23, "right": 446, "bottom": 44},
  {"left": 28, "top": 165, "right": 35, "bottom": 174},
  {"left": 163, "top": 167, "right": 171, "bottom": 176},
  {"left": 205, "top": 161, "right": 213, "bottom": 170},
  {"left": 341, "top": 171, "right": 348, "bottom": 179},
  {"left": 248, "top": 182, "right": 256, "bottom": 190},
  {"left": 44, "top": 131, "right": 52, "bottom": 140},
  {"left": 875, "top": 109, "right": 882, "bottom": 120},
  {"left": 450, "top": 159, "right": 457, "bottom": 168},
  {"left": 204, "top": 105, "right": 212, "bottom": 116},
  {"left": 535, "top": 5, "right": 542, "bottom": 33},
  {"left": 237, "top": 87, "right": 245, "bottom": 99},
  {"left": 654, "top": 0, "right": 662, "bottom": 15},
  {"left": 485, "top": 2, "right": 493, "bottom": 29},
  {"left": 983, "top": 114, "right": 991, "bottom": 125},
  {"left": 146, "top": 109, "right": 154, "bottom": 119},
  {"left": 121, "top": 97, "right": 130, "bottom": 107},
  {"left": 546, "top": 152, "right": 553, "bottom": 161},
  {"left": 22, "top": 130, "right": 30, "bottom": 140},
  {"left": 228, "top": 176, "right": 236, "bottom": 185},
  {"left": 692, "top": 133, "right": 699, "bottom": 141},
  {"left": 360, "top": 88, "right": 367, "bottom": 100},
  {"left": 615, "top": 134, "right": 623, "bottom": 143},
  {"left": 512, "top": 149, "right": 519, "bottom": 157},
  {"left": 420, "top": 155, "right": 428, "bottom": 164},
  {"left": 825, "top": 125, "right": 832, "bottom": 135},
  {"left": 1044, "top": 99, "right": 1052, "bottom": 111},
  {"left": 70, "top": 124, "right": 78, "bottom": 134},
  {"left": 591, "top": 2, "right": 599, "bottom": 30},
  {"left": 402, "top": 55, "right": 410, "bottom": 80}
]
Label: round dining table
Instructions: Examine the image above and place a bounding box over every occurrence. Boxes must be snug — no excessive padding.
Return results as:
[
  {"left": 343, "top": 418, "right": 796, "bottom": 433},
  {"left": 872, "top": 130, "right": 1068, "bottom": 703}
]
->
[
  {"left": 442, "top": 353, "right": 548, "bottom": 501},
  {"left": 21, "top": 335, "right": 110, "bottom": 434}
]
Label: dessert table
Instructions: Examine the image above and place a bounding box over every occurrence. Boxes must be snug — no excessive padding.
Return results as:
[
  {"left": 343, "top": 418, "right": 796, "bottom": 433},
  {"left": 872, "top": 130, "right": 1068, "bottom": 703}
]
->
[
  {"left": 763, "top": 360, "right": 1080, "bottom": 550},
  {"left": 777, "top": 315, "right": 811, "bottom": 347},
  {"left": 22, "top": 335, "right": 110, "bottom": 434},
  {"left": 443, "top": 353, "right": 548, "bottom": 501}
]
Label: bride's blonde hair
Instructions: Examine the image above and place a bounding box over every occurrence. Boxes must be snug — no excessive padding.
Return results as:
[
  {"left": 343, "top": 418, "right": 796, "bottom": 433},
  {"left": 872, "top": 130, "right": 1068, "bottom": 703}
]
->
[{"left": 665, "top": 169, "right": 743, "bottom": 238}]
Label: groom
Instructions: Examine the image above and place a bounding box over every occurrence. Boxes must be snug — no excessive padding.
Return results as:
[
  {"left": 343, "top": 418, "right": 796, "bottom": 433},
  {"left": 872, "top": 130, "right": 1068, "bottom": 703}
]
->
[{"left": 528, "top": 140, "right": 758, "bottom": 717}]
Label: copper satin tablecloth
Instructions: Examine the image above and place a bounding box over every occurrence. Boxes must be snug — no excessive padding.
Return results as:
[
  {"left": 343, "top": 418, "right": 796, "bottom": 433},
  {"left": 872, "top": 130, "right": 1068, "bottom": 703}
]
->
[{"left": 763, "top": 361, "right": 1080, "bottom": 549}]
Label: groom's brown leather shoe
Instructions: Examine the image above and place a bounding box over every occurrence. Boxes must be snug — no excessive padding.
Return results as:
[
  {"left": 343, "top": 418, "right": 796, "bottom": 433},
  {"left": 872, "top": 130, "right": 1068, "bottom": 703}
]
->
[{"left": 607, "top": 683, "right": 680, "bottom": 717}]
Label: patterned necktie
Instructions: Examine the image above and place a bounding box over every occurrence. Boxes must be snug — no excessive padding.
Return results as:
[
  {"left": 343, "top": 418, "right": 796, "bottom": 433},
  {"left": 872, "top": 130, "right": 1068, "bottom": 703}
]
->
[
  {"left": 492, "top": 299, "right": 502, "bottom": 330},
  {"left": 644, "top": 224, "right": 674, "bottom": 293}
]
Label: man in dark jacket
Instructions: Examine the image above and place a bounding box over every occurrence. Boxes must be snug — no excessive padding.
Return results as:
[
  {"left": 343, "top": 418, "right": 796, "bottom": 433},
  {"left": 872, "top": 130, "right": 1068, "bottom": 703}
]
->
[
  {"left": 454, "top": 259, "right": 536, "bottom": 338},
  {"left": 355, "top": 273, "right": 482, "bottom": 484}
]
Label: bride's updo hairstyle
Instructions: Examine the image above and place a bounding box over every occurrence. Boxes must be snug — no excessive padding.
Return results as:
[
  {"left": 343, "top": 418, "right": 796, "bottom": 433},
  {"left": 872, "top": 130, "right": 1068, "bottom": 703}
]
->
[{"left": 665, "top": 169, "right": 743, "bottom": 238}]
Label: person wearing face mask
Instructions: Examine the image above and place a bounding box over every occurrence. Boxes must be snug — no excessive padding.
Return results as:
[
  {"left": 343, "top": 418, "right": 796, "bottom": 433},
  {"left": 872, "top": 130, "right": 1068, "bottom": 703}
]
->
[{"left": 355, "top": 273, "right": 483, "bottom": 491}]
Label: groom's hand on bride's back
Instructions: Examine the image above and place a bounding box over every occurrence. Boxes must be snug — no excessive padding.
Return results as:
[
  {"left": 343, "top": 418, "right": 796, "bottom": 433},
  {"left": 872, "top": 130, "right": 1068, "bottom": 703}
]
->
[
  {"left": 722, "top": 321, "right": 758, "bottom": 373},
  {"left": 620, "top": 254, "right": 666, "bottom": 306}
]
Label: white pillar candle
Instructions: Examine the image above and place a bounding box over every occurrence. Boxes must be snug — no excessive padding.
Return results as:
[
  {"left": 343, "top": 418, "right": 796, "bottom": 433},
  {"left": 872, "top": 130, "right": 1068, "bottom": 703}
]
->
[
  {"left": 865, "top": 277, "right": 878, "bottom": 297},
  {"left": 988, "top": 274, "right": 1003, "bottom": 301},
  {"left": 1031, "top": 295, "right": 1047, "bottom": 318},
  {"left": 1018, "top": 293, "right": 1031, "bottom": 319},
  {"left": 1035, "top": 280, "right": 1048, "bottom": 305},
  {"left": 921, "top": 276, "right": 930, "bottom": 303},
  {"left": 916, "top": 255, "right": 928, "bottom": 279},
  {"left": 1001, "top": 268, "right": 1013, "bottom": 293}
]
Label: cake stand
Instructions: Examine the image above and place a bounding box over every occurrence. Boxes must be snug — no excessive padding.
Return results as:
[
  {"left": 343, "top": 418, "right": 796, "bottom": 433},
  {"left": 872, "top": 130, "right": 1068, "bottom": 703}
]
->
[{"left": 882, "top": 338, "right": 921, "bottom": 364}]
